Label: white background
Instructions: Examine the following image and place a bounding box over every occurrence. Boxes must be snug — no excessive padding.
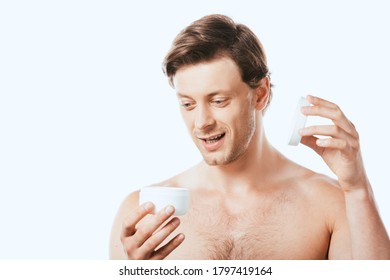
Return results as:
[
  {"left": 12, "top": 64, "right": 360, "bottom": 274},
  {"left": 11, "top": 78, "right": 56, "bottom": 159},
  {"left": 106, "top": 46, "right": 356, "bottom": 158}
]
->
[{"left": 0, "top": 0, "right": 389, "bottom": 259}]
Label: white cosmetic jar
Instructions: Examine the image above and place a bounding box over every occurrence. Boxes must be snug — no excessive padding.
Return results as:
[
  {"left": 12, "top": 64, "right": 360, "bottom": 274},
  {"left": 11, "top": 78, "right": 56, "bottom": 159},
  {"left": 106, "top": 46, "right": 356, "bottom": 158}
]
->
[{"left": 139, "top": 186, "right": 189, "bottom": 216}]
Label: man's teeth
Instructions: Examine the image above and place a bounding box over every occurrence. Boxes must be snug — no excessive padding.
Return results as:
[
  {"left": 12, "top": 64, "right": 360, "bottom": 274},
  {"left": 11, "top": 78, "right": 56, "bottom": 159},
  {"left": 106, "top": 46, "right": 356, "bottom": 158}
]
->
[{"left": 205, "top": 134, "right": 224, "bottom": 143}]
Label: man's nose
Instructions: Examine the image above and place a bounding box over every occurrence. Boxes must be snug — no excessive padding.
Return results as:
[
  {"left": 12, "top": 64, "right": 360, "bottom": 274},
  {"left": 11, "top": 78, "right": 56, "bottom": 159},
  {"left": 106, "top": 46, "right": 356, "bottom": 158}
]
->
[{"left": 194, "top": 106, "right": 215, "bottom": 130}]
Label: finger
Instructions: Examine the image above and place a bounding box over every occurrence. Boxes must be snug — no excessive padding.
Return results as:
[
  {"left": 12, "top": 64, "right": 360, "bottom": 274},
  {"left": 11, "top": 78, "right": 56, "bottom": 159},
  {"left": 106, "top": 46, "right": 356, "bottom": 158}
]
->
[
  {"left": 139, "top": 217, "right": 181, "bottom": 255},
  {"left": 121, "top": 202, "right": 154, "bottom": 238},
  {"left": 305, "top": 95, "right": 358, "bottom": 138},
  {"left": 315, "top": 137, "right": 350, "bottom": 150},
  {"left": 299, "top": 125, "right": 355, "bottom": 141},
  {"left": 306, "top": 95, "right": 338, "bottom": 109},
  {"left": 300, "top": 135, "right": 325, "bottom": 156},
  {"left": 151, "top": 233, "right": 185, "bottom": 260},
  {"left": 301, "top": 104, "right": 340, "bottom": 120},
  {"left": 301, "top": 105, "right": 357, "bottom": 137},
  {"left": 131, "top": 205, "right": 176, "bottom": 247}
]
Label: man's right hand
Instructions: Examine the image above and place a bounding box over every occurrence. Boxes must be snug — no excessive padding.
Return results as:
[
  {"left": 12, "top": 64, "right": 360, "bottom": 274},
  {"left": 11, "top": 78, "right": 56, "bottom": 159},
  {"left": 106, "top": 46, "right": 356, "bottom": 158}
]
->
[{"left": 120, "top": 202, "right": 185, "bottom": 260}]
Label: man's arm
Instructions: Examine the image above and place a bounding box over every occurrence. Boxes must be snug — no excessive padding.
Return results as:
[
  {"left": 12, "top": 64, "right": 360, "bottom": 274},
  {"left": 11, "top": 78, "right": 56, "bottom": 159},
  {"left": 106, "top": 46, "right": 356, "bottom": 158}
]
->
[
  {"left": 343, "top": 184, "right": 390, "bottom": 259},
  {"left": 300, "top": 95, "right": 390, "bottom": 259}
]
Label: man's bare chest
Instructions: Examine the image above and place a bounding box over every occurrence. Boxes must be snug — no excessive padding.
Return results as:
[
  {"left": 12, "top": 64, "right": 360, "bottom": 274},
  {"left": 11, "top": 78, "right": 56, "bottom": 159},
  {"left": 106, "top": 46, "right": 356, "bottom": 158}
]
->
[{"left": 166, "top": 193, "right": 330, "bottom": 259}]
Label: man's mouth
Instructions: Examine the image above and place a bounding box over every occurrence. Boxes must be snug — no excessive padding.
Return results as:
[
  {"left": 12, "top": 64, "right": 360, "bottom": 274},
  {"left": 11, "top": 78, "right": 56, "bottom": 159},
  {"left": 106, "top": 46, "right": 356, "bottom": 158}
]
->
[
  {"left": 197, "top": 133, "right": 226, "bottom": 152},
  {"left": 202, "top": 133, "right": 225, "bottom": 144}
]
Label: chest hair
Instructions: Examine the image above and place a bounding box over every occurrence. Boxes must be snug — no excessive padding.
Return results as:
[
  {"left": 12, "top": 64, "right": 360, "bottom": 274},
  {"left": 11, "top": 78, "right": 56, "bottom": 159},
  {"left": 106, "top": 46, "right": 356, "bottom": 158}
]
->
[{"left": 184, "top": 192, "right": 288, "bottom": 259}]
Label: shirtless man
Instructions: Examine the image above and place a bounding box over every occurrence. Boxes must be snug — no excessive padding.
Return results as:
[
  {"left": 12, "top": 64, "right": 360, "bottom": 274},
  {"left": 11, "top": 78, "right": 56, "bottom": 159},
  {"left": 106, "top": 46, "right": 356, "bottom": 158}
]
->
[{"left": 109, "top": 14, "right": 390, "bottom": 260}]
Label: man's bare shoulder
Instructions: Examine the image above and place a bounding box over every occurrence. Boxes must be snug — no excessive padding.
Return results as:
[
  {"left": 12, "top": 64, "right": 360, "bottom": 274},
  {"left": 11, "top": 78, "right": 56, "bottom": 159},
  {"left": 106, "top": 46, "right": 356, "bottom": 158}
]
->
[
  {"left": 299, "top": 170, "right": 341, "bottom": 195},
  {"left": 286, "top": 163, "right": 346, "bottom": 227},
  {"left": 288, "top": 163, "right": 344, "bottom": 203}
]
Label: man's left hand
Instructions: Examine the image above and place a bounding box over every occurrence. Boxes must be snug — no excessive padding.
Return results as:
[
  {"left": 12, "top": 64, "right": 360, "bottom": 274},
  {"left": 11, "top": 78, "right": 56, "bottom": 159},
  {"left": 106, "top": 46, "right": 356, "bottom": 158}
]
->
[{"left": 299, "top": 95, "right": 370, "bottom": 192}]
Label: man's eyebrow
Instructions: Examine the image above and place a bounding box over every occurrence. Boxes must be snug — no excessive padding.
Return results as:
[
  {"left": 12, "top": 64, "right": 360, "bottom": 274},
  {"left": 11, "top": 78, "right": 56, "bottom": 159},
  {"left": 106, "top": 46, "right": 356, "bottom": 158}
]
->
[
  {"left": 177, "top": 93, "right": 192, "bottom": 98},
  {"left": 177, "top": 91, "right": 233, "bottom": 98}
]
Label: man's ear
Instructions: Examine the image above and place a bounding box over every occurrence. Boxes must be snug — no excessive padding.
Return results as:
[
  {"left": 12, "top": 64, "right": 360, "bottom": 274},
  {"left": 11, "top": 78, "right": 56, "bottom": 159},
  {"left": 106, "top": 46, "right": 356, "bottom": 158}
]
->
[{"left": 253, "top": 76, "right": 270, "bottom": 111}]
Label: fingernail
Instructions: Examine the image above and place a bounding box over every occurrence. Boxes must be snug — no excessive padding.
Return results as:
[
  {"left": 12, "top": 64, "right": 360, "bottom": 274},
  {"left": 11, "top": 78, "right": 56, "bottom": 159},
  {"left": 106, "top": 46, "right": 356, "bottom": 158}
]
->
[
  {"left": 317, "top": 139, "right": 325, "bottom": 146},
  {"left": 165, "top": 205, "right": 174, "bottom": 215},
  {"left": 144, "top": 202, "right": 153, "bottom": 211},
  {"left": 177, "top": 233, "right": 185, "bottom": 242},
  {"left": 171, "top": 218, "right": 180, "bottom": 227},
  {"left": 299, "top": 128, "right": 305, "bottom": 135}
]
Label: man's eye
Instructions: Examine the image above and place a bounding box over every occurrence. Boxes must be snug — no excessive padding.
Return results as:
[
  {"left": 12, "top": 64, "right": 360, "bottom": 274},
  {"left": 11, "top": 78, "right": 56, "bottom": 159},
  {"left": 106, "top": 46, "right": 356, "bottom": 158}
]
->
[
  {"left": 180, "top": 102, "right": 195, "bottom": 110},
  {"left": 212, "top": 99, "right": 228, "bottom": 106}
]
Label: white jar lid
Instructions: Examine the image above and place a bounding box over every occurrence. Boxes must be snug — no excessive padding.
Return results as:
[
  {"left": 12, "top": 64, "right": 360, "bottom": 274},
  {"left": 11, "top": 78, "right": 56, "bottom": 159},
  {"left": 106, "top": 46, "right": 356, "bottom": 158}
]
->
[{"left": 288, "top": 96, "right": 310, "bottom": 146}]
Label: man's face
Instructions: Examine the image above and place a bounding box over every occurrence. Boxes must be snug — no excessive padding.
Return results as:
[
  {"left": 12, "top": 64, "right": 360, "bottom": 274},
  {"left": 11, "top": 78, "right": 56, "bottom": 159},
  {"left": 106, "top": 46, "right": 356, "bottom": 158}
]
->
[{"left": 173, "top": 57, "right": 258, "bottom": 166}]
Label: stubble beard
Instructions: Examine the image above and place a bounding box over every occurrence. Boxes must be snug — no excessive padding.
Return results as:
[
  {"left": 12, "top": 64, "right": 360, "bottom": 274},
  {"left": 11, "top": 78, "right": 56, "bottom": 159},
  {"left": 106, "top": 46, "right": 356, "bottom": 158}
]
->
[{"left": 197, "top": 117, "right": 256, "bottom": 166}]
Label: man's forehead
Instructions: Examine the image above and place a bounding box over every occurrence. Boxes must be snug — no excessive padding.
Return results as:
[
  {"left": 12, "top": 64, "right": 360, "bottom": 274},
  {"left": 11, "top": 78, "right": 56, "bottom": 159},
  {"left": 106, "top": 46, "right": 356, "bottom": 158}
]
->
[{"left": 173, "top": 58, "right": 243, "bottom": 97}]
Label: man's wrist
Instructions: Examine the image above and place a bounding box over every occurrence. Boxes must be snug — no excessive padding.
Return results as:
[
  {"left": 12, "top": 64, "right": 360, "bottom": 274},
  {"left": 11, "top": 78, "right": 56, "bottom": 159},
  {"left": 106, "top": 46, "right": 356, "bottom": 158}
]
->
[
  {"left": 339, "top": 173, "right": 371, "bottom": 194},
  {"left": 342, "top": 183, "right": 373, "bottom": 202}
]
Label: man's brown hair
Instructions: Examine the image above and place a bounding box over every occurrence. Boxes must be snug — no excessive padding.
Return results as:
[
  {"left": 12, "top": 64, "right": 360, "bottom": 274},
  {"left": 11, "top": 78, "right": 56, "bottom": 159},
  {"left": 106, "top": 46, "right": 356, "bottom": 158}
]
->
[{"left": 162, "top": 14, "right": 272, "bottom": 111}]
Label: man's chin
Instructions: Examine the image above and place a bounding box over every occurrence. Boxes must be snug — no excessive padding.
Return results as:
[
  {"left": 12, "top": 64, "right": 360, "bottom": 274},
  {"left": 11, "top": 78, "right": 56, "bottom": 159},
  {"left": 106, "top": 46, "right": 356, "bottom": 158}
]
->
[
  {"left": 202, "top": 154, "right": 229, "bottom": 166},
  {"left": 198, "top": 146, "right": 233, "bottom": 166},
  {"left": 203, "top": 158, "right": 220, "bottom": 166},
  {"left": 201, "top": 149, "right": 243, "bottom": 166}
]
